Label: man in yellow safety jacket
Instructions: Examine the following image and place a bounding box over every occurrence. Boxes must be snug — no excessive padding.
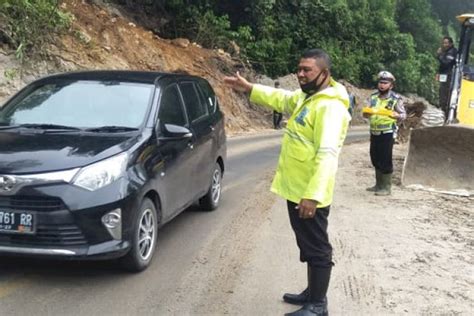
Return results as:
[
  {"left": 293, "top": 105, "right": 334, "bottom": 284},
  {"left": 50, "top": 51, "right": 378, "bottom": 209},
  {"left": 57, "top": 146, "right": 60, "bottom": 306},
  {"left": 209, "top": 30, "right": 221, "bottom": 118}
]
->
[
  {"left": 224, "top": 49, "right": 351, "bottom": 316},
  {"left": 363, "top": 71, "right": 406, "bottom": 196}
]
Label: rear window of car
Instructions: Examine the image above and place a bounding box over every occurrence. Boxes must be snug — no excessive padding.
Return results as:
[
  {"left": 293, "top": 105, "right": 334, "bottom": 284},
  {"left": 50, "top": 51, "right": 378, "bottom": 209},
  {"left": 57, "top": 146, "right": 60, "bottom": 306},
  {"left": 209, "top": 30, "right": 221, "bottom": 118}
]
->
[
  {"left": 197, "top": 79, "right": 217, "bottom": 114},
  {"left": 179, "top": 82, "right": 208, "bottom": 122},
  {"left": 0, "top": 80, "right": 154, "bottom": 128}
]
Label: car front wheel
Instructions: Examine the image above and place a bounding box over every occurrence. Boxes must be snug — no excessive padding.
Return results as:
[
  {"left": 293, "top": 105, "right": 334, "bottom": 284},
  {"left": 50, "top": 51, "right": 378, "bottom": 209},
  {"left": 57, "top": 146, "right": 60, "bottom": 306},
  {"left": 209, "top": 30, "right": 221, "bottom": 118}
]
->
[
  {"left": 121, "top": 198, "right": 158, "bottom": 272},
  {"left": 199, "top": 162, "right": 222, "bottom": 211}
]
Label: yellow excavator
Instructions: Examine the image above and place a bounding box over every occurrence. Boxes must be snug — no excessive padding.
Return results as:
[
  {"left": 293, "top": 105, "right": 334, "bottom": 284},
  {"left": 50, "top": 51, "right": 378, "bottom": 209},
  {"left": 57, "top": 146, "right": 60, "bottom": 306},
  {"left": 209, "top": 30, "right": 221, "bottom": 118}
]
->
[{"left": 402, "top": 14, "right": 474, "bottom": 195}]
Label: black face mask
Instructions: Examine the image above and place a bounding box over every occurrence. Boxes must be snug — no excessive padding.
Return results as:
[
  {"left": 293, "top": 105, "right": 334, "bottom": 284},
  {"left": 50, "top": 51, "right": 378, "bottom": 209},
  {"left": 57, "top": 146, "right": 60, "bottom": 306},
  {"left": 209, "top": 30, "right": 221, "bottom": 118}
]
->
[
  {"left": 300, "top": 70, "right": 328, "bottom": 95},
  {"left": 377, "top": 82, "right": 392, "bottom": 95},
  {"left": 378, "top": 88, "right": 389, "bottom": 95}
]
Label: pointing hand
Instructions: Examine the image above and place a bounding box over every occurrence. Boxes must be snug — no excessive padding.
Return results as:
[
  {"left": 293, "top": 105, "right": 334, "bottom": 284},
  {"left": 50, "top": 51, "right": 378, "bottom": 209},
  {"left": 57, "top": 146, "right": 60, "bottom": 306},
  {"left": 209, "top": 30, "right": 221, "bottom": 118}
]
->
[{"left": 223, "top": 72, "right": 253, "bottom": 93}]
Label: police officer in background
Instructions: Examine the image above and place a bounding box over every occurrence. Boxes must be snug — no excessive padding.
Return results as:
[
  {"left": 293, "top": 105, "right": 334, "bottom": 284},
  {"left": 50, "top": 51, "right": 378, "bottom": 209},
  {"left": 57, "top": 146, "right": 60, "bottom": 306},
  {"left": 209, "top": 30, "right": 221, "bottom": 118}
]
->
[
  {"left": 224, "top": 49, "right": 351, "bottom": 316},
  {"left": 273, "top": 81, "right": 283, "bottom": 129},
  {"left": 436, "top": 36, "right": 457, "bottom": 117},
  {"left": 364, "top": 71, "right": 406, "bottom": 196}
]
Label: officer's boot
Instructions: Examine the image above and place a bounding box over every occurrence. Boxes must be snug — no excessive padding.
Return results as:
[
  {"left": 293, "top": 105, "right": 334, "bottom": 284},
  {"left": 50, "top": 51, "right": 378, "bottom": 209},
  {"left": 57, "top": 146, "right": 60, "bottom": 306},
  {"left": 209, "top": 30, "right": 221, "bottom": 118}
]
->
[
  {"left": 366, "top": 169, "right": 381, "bottom": 192},
  {"left": 283, "top": 265, "right": 310, "bottom": 305},
  {"left": 375, "top": 173, "right": 392, "bottom": 196},
  {"left": 284, "top": 267, "right": 330, "bottom": 316}
]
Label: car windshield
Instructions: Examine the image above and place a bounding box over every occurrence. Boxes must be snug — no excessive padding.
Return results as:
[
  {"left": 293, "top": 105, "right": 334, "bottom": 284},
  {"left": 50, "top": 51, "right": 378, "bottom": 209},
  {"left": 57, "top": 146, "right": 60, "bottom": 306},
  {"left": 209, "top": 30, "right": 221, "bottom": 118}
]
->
[{"left": 0, "top": 80, "right": 154, "bottom": 129}]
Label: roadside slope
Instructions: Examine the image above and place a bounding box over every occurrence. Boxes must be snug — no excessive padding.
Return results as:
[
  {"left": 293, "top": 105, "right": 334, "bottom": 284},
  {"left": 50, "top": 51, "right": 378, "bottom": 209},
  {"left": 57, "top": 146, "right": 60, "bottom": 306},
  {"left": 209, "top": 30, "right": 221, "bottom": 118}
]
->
[{"left": 0, "top": 0, "right": 270, "bottom": 134}]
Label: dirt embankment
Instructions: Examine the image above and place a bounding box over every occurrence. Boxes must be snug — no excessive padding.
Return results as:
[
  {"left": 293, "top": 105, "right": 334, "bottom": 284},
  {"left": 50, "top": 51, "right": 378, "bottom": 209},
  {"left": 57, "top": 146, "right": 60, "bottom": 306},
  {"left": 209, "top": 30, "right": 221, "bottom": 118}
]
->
[{"left": 0, "top": 0, "right": 271, "bottom": 135}]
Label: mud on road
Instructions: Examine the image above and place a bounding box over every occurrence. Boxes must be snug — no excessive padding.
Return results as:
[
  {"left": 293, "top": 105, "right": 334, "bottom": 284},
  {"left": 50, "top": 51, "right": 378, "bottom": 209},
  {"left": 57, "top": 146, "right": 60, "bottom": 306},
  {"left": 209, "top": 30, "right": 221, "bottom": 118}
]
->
[
  {"left": 162, "top": 140, "right": 473, "bottom": 315},
  {"left": 0, "top": 134, "right": 470, "bottom": 315},
  {"left": 331, "top": 143, "right": 473, "bottom": 315}
]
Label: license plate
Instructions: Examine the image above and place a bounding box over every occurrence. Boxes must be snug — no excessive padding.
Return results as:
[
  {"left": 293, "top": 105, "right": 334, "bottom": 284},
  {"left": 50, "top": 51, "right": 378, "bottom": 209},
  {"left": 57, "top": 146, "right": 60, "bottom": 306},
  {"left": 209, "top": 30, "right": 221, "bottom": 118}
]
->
[
  {"left": 439, "top": 74, "right": 448, "bottom": 82},
  {"left": 0, "top": 211, "right": 36, "bottom": 234}
]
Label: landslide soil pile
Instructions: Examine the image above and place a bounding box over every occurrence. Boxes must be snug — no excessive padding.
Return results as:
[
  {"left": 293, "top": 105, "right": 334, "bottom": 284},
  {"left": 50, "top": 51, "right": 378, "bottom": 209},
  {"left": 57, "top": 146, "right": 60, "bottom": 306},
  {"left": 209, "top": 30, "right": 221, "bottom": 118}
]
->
[
  {"left": 0, "top": 0, "right": 270, "bottom": 135},
  {"left": 0, "top": 0, "right": 435, "bottom": 135}
]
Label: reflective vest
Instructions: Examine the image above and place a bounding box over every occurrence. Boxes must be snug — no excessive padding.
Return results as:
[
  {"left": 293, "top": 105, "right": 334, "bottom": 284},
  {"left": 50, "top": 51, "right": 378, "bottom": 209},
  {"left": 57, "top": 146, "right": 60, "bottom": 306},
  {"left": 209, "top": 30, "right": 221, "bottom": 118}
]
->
[
  {"left": 369, "top": 91, "right": 400, "bottom": 132},
  {"left": 249, "top": 79, "right": 351, "bottom": 207}
]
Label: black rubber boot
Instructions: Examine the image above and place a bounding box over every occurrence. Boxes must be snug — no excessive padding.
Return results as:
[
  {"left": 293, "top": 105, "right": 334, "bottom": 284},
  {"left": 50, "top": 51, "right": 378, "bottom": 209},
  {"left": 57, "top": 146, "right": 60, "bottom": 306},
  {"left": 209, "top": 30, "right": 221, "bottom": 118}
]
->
[
  {"left": 375, "top": 173, "right": 392, "bottom": 196},
  {"left": 366, "top": 169, "right": 381, "bottom": 192},
  {"left": 283, "top": 265, "right": 310, "bottom": 305},
  {"left": 283, "top": 288, "right": 309, "bottom": 305},
  {"left": 285, "top": 267, "right": 331, "bottom": 316}
]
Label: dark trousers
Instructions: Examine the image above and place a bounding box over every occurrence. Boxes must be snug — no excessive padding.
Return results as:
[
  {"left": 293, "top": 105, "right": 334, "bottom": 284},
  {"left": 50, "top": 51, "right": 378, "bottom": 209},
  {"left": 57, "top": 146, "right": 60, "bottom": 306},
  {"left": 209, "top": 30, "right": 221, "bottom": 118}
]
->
[
  {"left": 273, "top": 111, "right": 282, "bottom": 129},
  {"left": 370, "top": 133, "right": 394, "bottom": 174},
  {"left": 439, "top": 74, "right": 452, "bottom": 118},
  {"left": 287, "top": 201, "right": 333, "bottom": 268}
]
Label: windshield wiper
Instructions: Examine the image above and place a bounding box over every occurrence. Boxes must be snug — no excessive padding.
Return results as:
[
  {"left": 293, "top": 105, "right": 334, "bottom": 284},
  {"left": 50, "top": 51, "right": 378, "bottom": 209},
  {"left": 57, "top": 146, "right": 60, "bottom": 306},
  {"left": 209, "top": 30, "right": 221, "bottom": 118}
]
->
[
  {"left": 0, "top": 125, "right": 21, "bottom": 130},
  {"left": 0, "top": 124, "right": 82, "bottom": 132},
  {"left": 84, "top": 126, "right": 139, "bottom": 133},
  {"left": 18, "top": 123, "right": 83, "bottom": 131}
]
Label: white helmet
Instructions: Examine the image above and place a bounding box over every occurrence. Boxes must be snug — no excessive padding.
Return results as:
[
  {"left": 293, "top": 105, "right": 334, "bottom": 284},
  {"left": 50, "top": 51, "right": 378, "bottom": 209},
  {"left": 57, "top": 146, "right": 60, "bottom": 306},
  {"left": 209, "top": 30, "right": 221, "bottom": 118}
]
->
[{"left": 377, "top": 70, "right": 396, "bottom": 82}]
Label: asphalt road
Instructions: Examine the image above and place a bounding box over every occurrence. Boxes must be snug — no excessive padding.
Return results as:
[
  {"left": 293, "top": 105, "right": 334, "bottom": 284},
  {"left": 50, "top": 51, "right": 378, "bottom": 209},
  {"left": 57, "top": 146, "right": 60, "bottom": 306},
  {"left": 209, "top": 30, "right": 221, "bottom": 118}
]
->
[{"left": 0, "top": 127, "right": 368, "bottom": 315}]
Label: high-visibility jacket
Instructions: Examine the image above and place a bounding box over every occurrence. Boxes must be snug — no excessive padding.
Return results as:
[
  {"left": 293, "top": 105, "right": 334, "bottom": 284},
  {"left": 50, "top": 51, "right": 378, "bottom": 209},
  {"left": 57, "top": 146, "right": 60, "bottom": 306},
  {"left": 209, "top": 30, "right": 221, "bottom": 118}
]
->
[
  {"left": 250, "top": 78, "right": 351, "bottom": 207},
  {"left": 368, "top": 91, "right": 401, "bottom": 132}
]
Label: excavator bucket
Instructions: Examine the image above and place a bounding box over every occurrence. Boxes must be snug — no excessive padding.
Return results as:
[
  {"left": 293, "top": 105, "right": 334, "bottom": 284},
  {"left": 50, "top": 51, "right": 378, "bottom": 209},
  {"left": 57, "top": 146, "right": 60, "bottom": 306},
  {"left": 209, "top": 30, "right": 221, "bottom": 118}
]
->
[{"left": 402, "top": 125, "right": 474, "bottom": 195}]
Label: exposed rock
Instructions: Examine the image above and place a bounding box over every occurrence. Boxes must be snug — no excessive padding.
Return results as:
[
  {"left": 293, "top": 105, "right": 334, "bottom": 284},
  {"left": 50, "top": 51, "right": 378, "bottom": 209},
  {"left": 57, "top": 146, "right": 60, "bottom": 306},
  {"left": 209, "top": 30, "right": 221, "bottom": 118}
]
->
[
  {"left": 171, "top": 38, "right": 190, "bottom": 48},
  {"left": 229, "top": 40, "right": 240, "bottom": 57},
  {"left": 75, "top": 29, "right": 92, "bottom": 44}
]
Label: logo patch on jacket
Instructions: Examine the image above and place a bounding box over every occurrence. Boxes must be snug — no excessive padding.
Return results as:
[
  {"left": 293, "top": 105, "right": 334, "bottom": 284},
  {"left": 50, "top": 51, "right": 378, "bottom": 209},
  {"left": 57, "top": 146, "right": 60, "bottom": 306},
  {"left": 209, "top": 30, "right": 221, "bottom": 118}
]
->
[{"left": 295, "top": 107, "right": 308, "bottom": 126}]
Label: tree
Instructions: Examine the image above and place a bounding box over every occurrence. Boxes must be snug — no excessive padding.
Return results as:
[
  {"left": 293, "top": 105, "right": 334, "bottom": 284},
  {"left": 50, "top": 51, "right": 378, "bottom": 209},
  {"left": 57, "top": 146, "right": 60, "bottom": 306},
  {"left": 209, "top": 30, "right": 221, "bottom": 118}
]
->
[
  {"left": 396, "top": 0, "right": 442, "bottom": 52},
  {"left": 107, "top": 0, "right": 458, "bottom": 102}
]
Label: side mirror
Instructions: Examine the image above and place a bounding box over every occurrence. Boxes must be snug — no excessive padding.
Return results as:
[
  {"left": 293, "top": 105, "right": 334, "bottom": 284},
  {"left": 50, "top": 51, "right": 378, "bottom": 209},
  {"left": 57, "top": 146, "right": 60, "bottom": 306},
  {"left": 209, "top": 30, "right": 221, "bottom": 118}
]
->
[{"left": 158, "top": 123, "right": 192, "bottom": 141}]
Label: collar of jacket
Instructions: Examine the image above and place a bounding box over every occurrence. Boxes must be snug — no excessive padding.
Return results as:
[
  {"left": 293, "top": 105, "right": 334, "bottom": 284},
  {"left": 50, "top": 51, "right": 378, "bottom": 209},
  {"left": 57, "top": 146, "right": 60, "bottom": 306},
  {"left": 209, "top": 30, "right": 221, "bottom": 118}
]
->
[
  {"left": 299, "top": 78, "right": 350, "bottom": 109},
  {"left": 373, "top": 90, "right": 398, "bottom": 100}
]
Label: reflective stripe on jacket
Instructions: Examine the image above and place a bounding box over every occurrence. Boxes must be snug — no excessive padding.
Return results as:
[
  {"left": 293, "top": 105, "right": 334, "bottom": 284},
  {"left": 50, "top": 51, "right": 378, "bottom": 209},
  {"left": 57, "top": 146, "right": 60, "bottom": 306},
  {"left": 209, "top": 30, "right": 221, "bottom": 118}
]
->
[
  {"left": 249, "top": 78, "right": 351, "bottom": 207},
  {"left": 369, "top": 91, "right": 399, "bottom": 132}
]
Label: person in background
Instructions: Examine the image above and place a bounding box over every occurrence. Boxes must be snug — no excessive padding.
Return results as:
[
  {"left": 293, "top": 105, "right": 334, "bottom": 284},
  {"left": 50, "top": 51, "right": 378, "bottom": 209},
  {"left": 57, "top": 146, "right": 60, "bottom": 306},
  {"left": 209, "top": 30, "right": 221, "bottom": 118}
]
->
[
  {"left": 273, "top": 81, "right": 283, "bottom": 129},
  {"left": 224, "top": 48, "right": 351, "bottom": 316},
  {"left": 363, "top": 71, "right": 406, "bottom": 196},
  {"left": 340, "top": 82, "right": 356, "bottom": 124},
  {"left": 348, "top": 93, "right": 356, "bottom": 119},
  {"left": 436, "top": 36, "right": 457, "bottom": 118}
]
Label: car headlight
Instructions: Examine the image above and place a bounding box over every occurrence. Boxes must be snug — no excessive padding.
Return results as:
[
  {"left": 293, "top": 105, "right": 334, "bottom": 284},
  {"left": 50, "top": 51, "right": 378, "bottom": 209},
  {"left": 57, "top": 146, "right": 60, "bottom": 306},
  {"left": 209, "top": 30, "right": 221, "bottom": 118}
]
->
[{"left": 72, "top": 153, "right": 128, "bottom": 191}]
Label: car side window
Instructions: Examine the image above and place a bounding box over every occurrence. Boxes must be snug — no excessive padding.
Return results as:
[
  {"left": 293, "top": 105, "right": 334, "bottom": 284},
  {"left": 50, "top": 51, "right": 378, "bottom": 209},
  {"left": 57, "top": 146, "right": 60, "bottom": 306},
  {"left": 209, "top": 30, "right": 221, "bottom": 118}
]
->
[
  {"left": 179, "top": 82, "right": 208, "bottom": 123},
  {"left": 197, "top": 79, "right": 217, "bottom": 114},
  {"left": 158, "top": 85, "right": 187, "bottom": 127}
]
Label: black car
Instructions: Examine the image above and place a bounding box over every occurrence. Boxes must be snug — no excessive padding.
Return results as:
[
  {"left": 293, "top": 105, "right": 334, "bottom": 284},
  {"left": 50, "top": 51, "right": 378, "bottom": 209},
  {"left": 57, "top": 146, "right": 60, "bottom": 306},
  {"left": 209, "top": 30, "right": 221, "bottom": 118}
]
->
[{"left": 0, "top": 71, "right": 226, "bottom": 271}]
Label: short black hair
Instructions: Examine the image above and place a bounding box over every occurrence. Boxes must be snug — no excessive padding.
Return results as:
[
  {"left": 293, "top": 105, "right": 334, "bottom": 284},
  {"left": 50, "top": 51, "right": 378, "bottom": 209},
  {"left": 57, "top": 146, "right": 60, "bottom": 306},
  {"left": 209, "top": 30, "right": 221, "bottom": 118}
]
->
[
  {"left": 443, "top": 36, "right": 454, "bottom": 44},
  {"left": 301, "top": 49, "right": 331, "bottom": 70}
]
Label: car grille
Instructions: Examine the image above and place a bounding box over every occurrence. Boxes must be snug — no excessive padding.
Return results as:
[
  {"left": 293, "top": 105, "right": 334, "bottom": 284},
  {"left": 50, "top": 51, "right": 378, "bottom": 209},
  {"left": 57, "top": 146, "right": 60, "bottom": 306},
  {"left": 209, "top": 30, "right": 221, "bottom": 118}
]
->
[
  {"left": 0, "top": 196, "right": 66, "bottom": 212},
  {"left": 0, "top": 224, "right": 87, "bottom": 246}
]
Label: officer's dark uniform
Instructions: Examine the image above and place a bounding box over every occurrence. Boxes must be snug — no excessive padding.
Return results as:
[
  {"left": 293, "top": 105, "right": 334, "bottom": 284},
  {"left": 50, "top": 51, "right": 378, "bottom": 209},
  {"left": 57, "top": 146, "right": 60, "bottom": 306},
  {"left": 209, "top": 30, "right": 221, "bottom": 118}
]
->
[
  {"left": 273, "top": 110, "right": 283, "bottom": 129},
  {"left": 437, "top": 46, "right": 457, "bottom": 116},
  {"left": 366, "top": 81, "right": 406, "bottom": 196}
]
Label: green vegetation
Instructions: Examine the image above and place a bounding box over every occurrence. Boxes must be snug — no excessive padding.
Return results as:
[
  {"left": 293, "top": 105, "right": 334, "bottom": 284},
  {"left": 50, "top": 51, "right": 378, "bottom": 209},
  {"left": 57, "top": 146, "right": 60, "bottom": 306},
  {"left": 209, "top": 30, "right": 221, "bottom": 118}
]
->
[
  {"left": 3, "top": 68, "right": 17, "bottom": 81},
  {"left": 431, "top": 0, "right": 474, "bottom": 38},
  {"left": 112, "top": 0, "right": 473, "bottom": 102},
  {"left": 0, "top": 0, "right": 71, "bottom": 62},
  {"left": 1, "top": 0, "right": 471, "bottom": 102}
]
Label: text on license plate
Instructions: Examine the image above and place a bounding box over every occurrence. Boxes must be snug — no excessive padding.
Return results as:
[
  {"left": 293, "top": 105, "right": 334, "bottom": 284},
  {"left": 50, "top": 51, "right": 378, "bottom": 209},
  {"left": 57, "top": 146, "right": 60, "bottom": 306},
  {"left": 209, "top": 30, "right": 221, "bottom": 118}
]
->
[{"left": 0, "top": 211, "right": 35, "bottom": 234}]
